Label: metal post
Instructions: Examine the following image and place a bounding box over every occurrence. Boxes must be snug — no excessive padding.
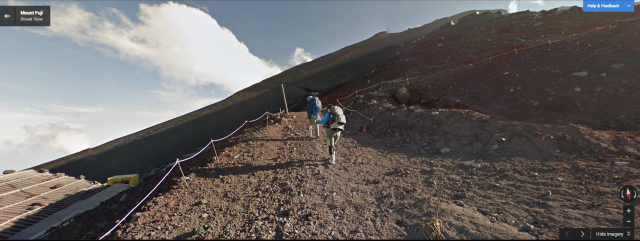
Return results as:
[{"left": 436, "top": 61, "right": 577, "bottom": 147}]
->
[{"left": 281, "top": 84, "right": 289, "bottom": 114}]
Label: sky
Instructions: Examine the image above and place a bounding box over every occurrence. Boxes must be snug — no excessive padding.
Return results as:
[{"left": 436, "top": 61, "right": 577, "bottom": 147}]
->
[{"left": 0, "top": 0, "right": 626, "bottom": 172}]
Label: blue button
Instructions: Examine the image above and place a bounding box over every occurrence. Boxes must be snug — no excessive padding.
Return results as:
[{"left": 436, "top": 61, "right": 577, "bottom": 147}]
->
[{"left": 583, "top": 0, "right": 635, "bottom": 12}]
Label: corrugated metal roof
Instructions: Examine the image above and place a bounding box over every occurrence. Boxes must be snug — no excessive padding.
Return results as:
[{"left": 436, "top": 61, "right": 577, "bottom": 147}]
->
[{"left": 0, "top": 170, "right": 104, "bottom": 239}]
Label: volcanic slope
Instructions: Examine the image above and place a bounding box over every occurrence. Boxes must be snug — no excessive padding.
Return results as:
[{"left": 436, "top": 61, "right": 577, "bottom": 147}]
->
[
  {"left": 42, "top": 99, "right": 639, "bottom": 239},
  {"left": 325, "top": 6, "right": 640, "bottom": 132},
  {"left": 31, "top": 9, "right": 504, "bottom": 183}
]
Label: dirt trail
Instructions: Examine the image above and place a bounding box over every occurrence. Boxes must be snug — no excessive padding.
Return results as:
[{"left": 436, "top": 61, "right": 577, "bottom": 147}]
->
[
  {"left": 40, "top": 6, "right": 640, "bottom": 240},
  {"left": 42, "top": 95, "right": 640, "bottom": 239}
]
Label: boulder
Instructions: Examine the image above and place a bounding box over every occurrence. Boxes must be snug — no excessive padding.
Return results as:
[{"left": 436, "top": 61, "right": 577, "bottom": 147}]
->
[
  {"left": 571, "top": 71, "right": 588, "bottom": 77},
  {"left": 610, "top": 63, "right": 625, "bottom": 69},
  {"left": 2, "top": 170, "right": 16, "bottom": 175},
  {"left": 394, "top": 87, "right": 412, "bottom": 104}
]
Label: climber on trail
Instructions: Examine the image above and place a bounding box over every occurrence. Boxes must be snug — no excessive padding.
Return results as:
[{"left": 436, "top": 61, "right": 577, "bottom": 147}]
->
[
  {"left": 307, "top": 96, "right": 322, "bottom": 138},
  {"left": 315, "top": 104, "right": 347, "bottom": 165}
]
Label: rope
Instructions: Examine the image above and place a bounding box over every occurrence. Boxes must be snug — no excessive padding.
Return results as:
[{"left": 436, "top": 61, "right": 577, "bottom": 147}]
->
[
  {"left": 98, "top": 15, "right": 640, "bottom": 240},
  {"left": 337, "top": 99, "right": 373, "bottom": 121},
  {"left": 99, "top": 111, "right": 280, "bottom": 240}
]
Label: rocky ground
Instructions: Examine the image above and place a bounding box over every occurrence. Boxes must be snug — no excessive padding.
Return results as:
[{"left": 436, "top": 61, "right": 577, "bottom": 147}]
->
[
  {"left": 42, "top": 93, "right": 640, "bottom": 239},
  {"left": 41, "top": 6, "right": 640, "bottom": 240}
]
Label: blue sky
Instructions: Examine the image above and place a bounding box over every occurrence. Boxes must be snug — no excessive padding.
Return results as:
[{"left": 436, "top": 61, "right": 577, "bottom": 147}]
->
[{"left": 0, "top": 0, "right": 616, "bottom": 171}]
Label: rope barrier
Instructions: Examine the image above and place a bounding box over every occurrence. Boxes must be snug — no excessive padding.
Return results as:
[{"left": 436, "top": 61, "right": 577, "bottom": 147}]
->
[
  {"left": 98, "top": 15, "right": 640, "bottom": 240},
  {"left": 99, "top": 111, "right": 280, "bottom": 239},
  {"left": 337, "top": 99, "right": 373, "bottom": 121}
]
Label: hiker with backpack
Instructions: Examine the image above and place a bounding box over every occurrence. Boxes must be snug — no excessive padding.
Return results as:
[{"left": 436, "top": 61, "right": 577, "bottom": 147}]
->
[
  {"left": 307, "top": 96, "right": 322, "bottom": 138},
  {"left": 315, "top": 104, "right": 347, "bottom": 165}
]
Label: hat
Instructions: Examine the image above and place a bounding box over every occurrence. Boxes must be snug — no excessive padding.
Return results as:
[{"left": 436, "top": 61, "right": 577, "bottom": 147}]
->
[{"left": 306, "top": 96, "right": 313, "bottom": 101}]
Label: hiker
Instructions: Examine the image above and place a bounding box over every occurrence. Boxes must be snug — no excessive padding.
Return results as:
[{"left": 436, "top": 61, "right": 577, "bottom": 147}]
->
[
  {"left": 307, "top": 96, "right": 322, "bottom": 138},
  {"left": 315, "top": 104, "right": 347, "bottom": 165}
]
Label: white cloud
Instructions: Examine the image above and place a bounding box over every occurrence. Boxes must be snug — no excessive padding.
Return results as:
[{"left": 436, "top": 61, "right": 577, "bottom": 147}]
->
[
  {"left": 0, "top": 101, "right": 180, "bottom": 171},
  {"left": 508, "top": 0, "right": 545, "bottom": 13},
  {"left": 288, "top": 47, "right": 314, "bottom": 67},
  {"left": 42, "top": 103, "right": 108, "bottom": 114},
  {"left": 150, "top": 82, "right": 222, "bottom": 112},
  {"left": 1, "top": 123, "right": 90, "bottom": 171},
  {"left": 30, "top": 1, "right": 283, "bottom": 111},
  {"left": 20, "top": 124, "right": 89, "bottom": 152}
]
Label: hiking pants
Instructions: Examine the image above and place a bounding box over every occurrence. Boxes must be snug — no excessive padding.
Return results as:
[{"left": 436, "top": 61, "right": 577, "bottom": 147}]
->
[
  {"left": 326, "top": 128, "right": 341, "bottom": 151},
  {"left": 309, "top": 115, "right": 320, "bottom": 138}
]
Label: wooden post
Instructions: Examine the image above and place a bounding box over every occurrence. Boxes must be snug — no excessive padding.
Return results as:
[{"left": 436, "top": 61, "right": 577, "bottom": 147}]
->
[
  {"left": 266, "top": 115, "right": 269, "bottom": 127},
  {"left": 281, "top": 84, "right": 289, "bottom": 114},
  {"left": 211, "top": 139, "right": 218, "bottom": 161},
  {"left": 176, "top": 159, "right": 189, "bottom": 188}
]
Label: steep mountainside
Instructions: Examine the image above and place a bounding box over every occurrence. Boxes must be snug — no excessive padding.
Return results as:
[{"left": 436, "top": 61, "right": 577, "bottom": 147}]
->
[
  {"left": 31, "top": 9, "right": 504, "bottom": 182},
  {"left": 39, "top": 5, "right": 640, "bottom": 240}
]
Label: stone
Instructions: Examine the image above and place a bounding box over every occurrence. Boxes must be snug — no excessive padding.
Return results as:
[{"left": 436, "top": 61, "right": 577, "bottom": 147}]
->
[
  {"left": 610, "top": 63, "right": 625, "bottom": 69},
  {"left": 472, "top": 163, "right": 481, "bottom": 168},
  {"left": 536, "top": 219, "right": 550, "bottom": 225},
  {"left": 362, "top": 126, "right": 368, "bottom": 132},
  {"left": 394, "top": 87, "right": 412, "bottom": 104},
  {"left": 503, "top": 164, "right": 510, "bottom": 172},
  {"left": 614, "top": 162, "right": 629, "bottom": 166},
  {"left": 497, "top": 137, "right": 506, "bottom": 142},
  {"left": 56, "top": 173, "right": 65, "bottom": 177},
  {"left": 252, "top": 137, "right": 258, "bottom": 142},
  {"left": 51, "top": 183, "right": 65, "bottom": 189},
  {"left": 490, "top": 144, "right": 499, "bottom": 150},
  {"left": 2, "top": 170, "right": 16, "bottom": 175},
  {"left": 544, "top": 190, "right": 552, "bottom": 196},
  {"left": 574, "top": 87, "right": 582, "bottom": 92},
  {"left": 513, "top": 38, "right": 525, "bottom": 44},
  {"left": 38, "top": 168, "right": 49, "bottom": 173},
  {"left": 600, "top": 73, "right": 607, "bottom": 77},
  {"left": 431, "top": 112, "right": 439, "bottom": 116},
  {"left": 571, "top": 71, "right": 588, "bottom": 77},
  {"left": 201, "top": 213, "right": 209, "bottom": 218},
  {"left": 523, "top": 223, "right": 534, "bottom": 232},
  {"left": 79, "top": 175, "right": 85, "bottom": 180},
  {"left": 457, "top": 201, "right": 466, "bottom": 207},
  {"left": 194, "top": 226, "right": 205, "bottom": 235},
  {"left": 458, "top": 192, "right": 467, "bottom": 198},
  {"left": 440, "top": 148, "right": 451, "bottom": 154},
  {"left": 30, "top": 202, "right": 47, "bottom": 207},
  {"left": 533, "top": 21, "right": 543, "bottom": 27}
]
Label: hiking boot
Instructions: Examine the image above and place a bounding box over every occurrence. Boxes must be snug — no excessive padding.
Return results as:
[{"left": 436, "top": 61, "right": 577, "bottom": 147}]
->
[{"left": 329, "top": 153, "right": 336, "bottom": 165}]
